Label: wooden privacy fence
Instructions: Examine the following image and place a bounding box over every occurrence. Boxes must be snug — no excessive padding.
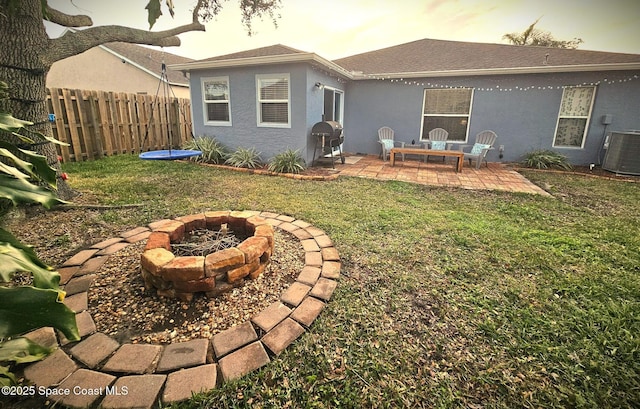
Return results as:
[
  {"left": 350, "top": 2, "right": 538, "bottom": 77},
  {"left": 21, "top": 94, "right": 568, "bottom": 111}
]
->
[{"left": 46, "top": 88, "right": 193, "bottom": 162}]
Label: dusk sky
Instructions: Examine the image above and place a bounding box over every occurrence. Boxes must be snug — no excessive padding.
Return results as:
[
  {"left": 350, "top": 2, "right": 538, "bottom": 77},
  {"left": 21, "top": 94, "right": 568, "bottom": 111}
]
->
[{"left": 45, "top": 0, "right": 640, "bottom": 60}]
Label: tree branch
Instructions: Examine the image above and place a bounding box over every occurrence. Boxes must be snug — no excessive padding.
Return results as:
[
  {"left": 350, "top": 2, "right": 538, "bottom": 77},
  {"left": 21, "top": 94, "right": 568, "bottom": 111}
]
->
[
  {"left": 44, "top": 22, "right": 205, "bottom": 64},
  {"left": 44, "top": 5, "right": 93, "bottom": 27},
  {"left": 192, "top": 0, "right": 206, "bottom": 23}
]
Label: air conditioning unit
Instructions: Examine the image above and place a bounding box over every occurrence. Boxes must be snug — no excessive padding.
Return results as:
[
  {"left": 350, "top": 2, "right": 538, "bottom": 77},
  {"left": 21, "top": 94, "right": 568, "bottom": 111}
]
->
[{"left": 602, "top": 131, "right": 640, "bottom": 176}]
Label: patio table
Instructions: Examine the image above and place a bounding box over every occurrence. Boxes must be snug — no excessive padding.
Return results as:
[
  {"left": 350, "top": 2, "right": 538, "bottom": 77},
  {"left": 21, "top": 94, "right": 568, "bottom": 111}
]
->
[{"left": 389, "top": 148, "right": 464, "bottom": 172}]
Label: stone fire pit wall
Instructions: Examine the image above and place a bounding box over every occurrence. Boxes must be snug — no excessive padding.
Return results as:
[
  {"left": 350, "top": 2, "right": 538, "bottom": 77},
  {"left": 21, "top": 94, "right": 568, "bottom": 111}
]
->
[{"left": 141, "top": 211, "right": 275, "bottom": 302}]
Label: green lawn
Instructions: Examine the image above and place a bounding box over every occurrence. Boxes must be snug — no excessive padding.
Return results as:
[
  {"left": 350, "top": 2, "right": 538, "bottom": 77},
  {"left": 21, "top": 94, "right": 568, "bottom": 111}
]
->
[{"left": 61, "top": 155, "right": 639, "bottom": 408}]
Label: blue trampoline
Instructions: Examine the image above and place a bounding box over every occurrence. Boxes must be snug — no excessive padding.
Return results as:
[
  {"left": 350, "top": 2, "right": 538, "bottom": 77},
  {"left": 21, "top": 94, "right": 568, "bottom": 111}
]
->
[
  {"left": 138, "top": 59, "right": 202, "bottom": 161},
  {"left": 139, "top": 149, "right": 202, "bottom": 160}
]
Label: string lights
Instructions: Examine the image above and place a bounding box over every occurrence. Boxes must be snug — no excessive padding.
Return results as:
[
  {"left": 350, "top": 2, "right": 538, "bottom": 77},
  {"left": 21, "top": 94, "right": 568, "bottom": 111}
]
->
[
  {"left": 312, "top": 64, "right": 639, "bottom": 91},
  {"left": 311, "top": 65, "right": 349, "bottom": 84},
  {"left": 365, "top": 74, "right": 639, "bottom": 92}
]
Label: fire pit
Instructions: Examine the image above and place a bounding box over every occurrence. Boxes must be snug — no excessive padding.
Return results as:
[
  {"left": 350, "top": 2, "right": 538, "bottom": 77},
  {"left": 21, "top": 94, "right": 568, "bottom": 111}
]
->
[{"left": 140, "top": 211, "right": 274, "bottom": 302}]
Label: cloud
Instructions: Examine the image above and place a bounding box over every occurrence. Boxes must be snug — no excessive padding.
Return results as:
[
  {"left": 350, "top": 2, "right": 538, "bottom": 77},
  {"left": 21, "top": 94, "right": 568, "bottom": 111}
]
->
[{"left": 45, "top": 0, "right": 640, "bottom": 60}]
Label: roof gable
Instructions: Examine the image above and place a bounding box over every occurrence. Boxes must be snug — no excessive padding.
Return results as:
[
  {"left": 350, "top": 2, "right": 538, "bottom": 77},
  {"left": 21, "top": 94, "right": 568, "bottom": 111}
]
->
[
  {"left": 170, "top": 44, "right": 352, "bottom": 79},
  {"left": 196, "top": 44, "right": 307, "bottom": 63},
  {"left": 102, "top": 42, "right": 193, "bottom": 86}
]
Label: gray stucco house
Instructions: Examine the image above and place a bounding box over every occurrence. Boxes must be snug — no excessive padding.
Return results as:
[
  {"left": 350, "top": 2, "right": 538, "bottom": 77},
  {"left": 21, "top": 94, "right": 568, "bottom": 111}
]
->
[{"left": 170, "top": 38, "right": 640, "bottom": 166}]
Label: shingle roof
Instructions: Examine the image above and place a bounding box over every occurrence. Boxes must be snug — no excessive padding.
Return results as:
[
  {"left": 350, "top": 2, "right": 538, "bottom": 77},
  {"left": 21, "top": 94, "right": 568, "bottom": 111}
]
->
[
  {"left": 171, "top": 38, "right": 640, "bottom": 79},
  {"left": 333, "top": 38, "right": 640, "bottom": 75},
  {"left": 104, "top": 42, "right": 193, "bottom": 86},
  {"left": 196, "top": 44, "right": 307, "bottom": 62}
]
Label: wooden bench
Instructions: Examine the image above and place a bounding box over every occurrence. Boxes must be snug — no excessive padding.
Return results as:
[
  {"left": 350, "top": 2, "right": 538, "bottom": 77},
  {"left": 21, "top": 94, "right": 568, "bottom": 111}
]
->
[{"left": 389, "top": 148, "right": 464, "bottom": 172}]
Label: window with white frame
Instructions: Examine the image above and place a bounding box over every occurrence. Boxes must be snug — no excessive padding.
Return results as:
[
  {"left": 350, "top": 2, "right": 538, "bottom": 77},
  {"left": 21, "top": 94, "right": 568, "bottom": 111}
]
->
[
  {"left": 553, "top": 86, "right": 596, "bottom": 148},
  {"left": 420, "top": 88, "right": 473, "bottom": 141},
  {"left": 256, "top": 74, "right": 290, "bottom": 127},
  {"left": 202, "top": 77, "right": 231, "bottom": 125},
  {"left": 323, "top": 87, "right": 344, "bottom": 123}
]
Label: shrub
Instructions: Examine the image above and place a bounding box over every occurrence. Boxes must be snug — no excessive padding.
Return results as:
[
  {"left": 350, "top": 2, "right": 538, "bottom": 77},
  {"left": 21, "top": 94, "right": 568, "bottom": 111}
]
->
[
  {"left": 268, "top": 149, "right": 306, "bottom": 174},
  {"left": 225, "top": 147, "right": 262, "bottom": 169},
  {"left": 522, "top": 149, "right": 573, "bottom": 170},
  {"left": 183, "top": 136, "right": 227, "bottom": 164}
]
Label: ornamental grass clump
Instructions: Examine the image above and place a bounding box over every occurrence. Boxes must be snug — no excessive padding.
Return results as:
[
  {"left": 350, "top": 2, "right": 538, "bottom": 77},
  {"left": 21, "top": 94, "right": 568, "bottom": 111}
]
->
[
  {"left": 183, "top": 136, "right": 227, "bottom": 164},
  {"left": 225, "top": 147, "right": 262, "bottom": 169},
  {"left": 268, "top": 149, "right": 306, "bottom": 174},
  {"left": 522, "top": 149, "right": 573, "bottom": 170}
]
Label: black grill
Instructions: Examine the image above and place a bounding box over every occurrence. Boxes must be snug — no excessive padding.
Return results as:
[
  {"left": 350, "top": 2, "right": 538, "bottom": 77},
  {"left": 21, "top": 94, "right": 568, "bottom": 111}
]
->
[
  {"left": 311, "top": 121, "right": 345, "bottom": 168},
  {"left": 311, "top": 121, "right": 343, "bottom": 139}
]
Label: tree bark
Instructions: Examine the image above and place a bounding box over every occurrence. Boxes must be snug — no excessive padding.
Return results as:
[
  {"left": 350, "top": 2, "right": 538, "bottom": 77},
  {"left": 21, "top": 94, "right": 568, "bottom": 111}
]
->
[{"left": 0, "top": 0, "right": 75, "bottom": 199}]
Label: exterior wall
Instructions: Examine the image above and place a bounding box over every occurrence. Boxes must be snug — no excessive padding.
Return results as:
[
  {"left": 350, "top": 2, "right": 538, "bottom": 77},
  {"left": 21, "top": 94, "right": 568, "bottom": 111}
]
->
[
  {"left": 305, "top": 69, "right": 327, "bottom": 163},
  {"left": 343, "top": 70, "right": 640, "bottom": 165},
  {"left": 47, "top": 47, "right": 190, "bottom": 98},
  {"left": 190, "top": 63, "right": 343, "bottom": 165}
]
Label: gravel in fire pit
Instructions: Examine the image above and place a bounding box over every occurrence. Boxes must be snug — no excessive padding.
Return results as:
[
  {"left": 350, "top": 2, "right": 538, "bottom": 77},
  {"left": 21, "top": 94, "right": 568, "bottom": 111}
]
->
[{"left": 88, "top": 230, "right": 302, "bottom": 344}]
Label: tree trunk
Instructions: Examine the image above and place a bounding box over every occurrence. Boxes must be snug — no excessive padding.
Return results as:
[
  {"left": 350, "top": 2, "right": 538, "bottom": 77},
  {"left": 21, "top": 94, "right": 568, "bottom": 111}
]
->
[{"left": 0, "top": 0, "right": 75, "bottom": 200}]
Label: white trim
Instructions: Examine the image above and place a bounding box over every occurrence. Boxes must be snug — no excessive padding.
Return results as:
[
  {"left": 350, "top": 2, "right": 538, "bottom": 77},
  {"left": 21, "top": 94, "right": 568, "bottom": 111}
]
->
[
  {"left": 351, "top": 63, "right": 640, "bottom": 79},
  {"left": 170, "top": 53, "right": 353, "bottom": 80},
  {"left": 201, "top": 76, "right": 232, "bottom": 126},
  {"left": 66, "top": 20, "right": 636, "bottom": 83},
  {"left": 322, "top": 86, "right": 345, "bottom": 123},
  {"left": 256, "top": 73, "right": 291, "bottom": 128},
  {"left": 98, "top": 44, "right": 189, "bottom": 88},
  {"left": 552, "top": 85, "right": 597, "bottom": 149},
  {"left": 321, "top": 87, "right": 345, "bottom": 156},
  {"left": 59, "top": 28, "right": 188, "bottom": 87},
  {"left": 170, "top": 54, "right": 640, "bottom": 81}
]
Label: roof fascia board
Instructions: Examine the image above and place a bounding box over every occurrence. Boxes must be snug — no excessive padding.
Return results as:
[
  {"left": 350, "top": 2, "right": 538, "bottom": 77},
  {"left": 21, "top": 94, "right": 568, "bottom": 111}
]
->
[
  {"left": 169, "top": 53, "right": 354, "bottom": 80},
  {"left": 354, "top": 63, "right": 640, "bottom": 79},
  {"left": 98, "top": 44, "right": 188, "bottom": 87}
]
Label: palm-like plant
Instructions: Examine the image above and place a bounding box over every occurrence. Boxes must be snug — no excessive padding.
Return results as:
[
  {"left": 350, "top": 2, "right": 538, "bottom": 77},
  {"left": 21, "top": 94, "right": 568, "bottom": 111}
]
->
[
  {"left": 183, "top": 136, "right": 227, "bottom": 164},
  {"left": 0, "top": 81, "right": 79, "bottom": 386},
  {"left": 268, "top": 149, "right": 306, "bottom": 174},
  {"left": 225, "top": 147, "right": 262, "bottom": 169},
  {"left": 503, "top": 18, "right": 583, "bottom": 49},
  {"left": 522, "top": 149, "right": 573, "bottom": 170}
]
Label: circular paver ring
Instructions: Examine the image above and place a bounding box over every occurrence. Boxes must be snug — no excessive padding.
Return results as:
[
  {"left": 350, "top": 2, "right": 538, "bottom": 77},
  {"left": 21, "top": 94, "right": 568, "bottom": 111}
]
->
[{"left": 20, "top": 211, "right": 340, "bottom": 408}]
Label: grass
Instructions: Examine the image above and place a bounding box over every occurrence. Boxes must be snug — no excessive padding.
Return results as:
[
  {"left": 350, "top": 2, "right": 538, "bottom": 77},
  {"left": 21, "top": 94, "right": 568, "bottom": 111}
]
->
[{"left": 59, "top": 155, "right": 640, "bottom": 408}]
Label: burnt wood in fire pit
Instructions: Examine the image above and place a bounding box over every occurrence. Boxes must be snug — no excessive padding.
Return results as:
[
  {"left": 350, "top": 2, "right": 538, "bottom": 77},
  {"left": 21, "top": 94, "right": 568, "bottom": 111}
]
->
[
  {"left": 172, "top": 226, "right": 242, "bottom": 257},
  {"left": 140, "top": 211, "right": 275, "bottom": 302}
]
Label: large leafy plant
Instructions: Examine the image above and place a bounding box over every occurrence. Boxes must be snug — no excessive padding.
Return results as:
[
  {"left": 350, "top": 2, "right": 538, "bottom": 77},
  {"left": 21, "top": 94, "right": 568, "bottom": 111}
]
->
[{"left": 0, "top": 81, "right": 79, "bottom": 386}]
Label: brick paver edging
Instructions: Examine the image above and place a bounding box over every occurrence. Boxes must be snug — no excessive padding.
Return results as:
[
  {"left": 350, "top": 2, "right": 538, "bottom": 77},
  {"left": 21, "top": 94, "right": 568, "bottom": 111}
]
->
[{"left": 20, "top": 211, "right": 340, "bottom": 409}]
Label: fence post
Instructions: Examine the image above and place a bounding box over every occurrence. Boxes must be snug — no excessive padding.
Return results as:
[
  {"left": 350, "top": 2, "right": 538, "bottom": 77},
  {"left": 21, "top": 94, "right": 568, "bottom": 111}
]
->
[
  {"left": 45, "top": 88, "right": 193, "bottom": 161},
  {"left": 48, "top": 88, "right": 71, "bottom": 163},
  {"left": 87, "top": 90, "right": 104, "bottom": 159},
  {"left": 61, "top": 89, "right": 83, "bottom": 161},
  {"left": 107, "top": 91, "right": 123, "bottom": 155},
  {"left": 76, "top": 89, "right": 95, "bottom": 161},
  {"left": 96, "top": 90, "right": 114, "bottom": 156}
]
